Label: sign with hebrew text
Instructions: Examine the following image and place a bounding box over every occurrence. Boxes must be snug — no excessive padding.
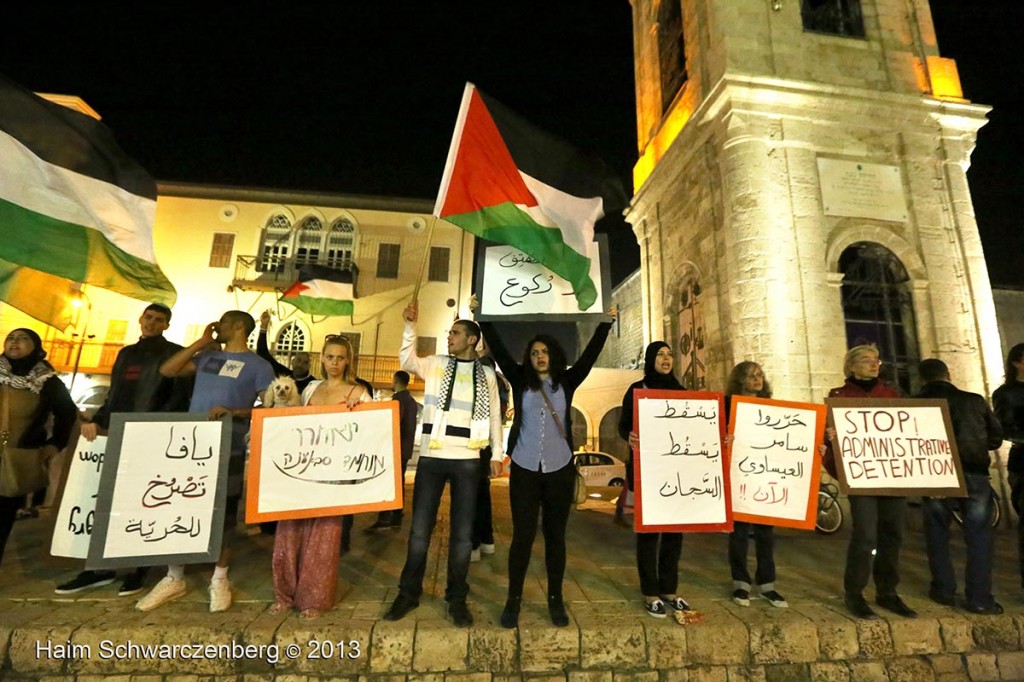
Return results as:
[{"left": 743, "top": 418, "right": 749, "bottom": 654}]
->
[
  {"left": 634, "top": 389, "right": 731, "bottom": 532},
  {"left": 729, "top": 396, "right": 825, "bottom": 529},
  {"left": 51, "top": 434, "right": 107, "bottom": 558},
  {"left": 87, "top": 413, "right": 231, "bottom": 569},
  {"left": 826, "top": 398, "right": 965, "bottom": 497},
  {"left": 246, "top": 401, "right": 402, "bottom": 522}
]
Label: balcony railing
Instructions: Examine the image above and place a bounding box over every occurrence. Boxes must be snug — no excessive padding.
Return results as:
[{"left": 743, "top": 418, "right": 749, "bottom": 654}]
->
[
  {"left": 47, "top": 340, "right": 124, "bottom": 374},
  {"left": 232, "top": 255, "right": 359, "bottom": 292},
  {"left": 273, "top": 353, "right": 424, "bottom": 393}
]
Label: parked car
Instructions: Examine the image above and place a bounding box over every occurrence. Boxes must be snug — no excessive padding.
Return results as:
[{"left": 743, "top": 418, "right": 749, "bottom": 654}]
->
[
  {"left": 72, "top": 383, "right": 109, "bottom": 419},
  {"left": 573, "top": 451, "right": 626, "bottom": 487}
]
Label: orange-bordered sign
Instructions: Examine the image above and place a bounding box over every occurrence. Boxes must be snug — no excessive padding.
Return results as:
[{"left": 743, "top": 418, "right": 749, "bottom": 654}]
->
[
  {"left": 246, "top": 401, "right": 402, "bottom": 523},
  {"left": 633, "top": 389, "right": 732, "bottom": 533}
]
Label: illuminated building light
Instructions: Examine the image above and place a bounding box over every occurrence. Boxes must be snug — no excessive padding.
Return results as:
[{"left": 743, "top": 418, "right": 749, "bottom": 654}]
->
[{"left": 927, "top": 56, "right": 965, "bottom": 102}]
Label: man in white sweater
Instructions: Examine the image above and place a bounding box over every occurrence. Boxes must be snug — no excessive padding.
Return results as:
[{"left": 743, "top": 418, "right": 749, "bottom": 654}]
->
[{"left": 383, "top": 302, "right": 504, "bottom": 627}]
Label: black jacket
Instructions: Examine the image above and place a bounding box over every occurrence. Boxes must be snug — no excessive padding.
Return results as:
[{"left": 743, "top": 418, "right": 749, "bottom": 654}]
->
[
  {"left": 916, "top": 380, "right": 1003, "bottom": 475},
  {"left": 91, "top": 335, "right": 191, "bottom": 429},
  {"left": 993, "top": 381, "right": 1024, "bottom": 471},
  {"left": 393, "top": 389, "right": 420, "bottom": 463},
  {"left": 480, "top": 321, "right": 612, "bottom": 456},
  {"left": 16, "top": 373, "right": 77, "bottom": 450}
]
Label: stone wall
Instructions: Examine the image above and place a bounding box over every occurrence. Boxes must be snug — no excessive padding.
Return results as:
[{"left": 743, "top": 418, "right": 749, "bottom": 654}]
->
[{"left": 994, "top": 288, "right": 1024, "bottom": 361}]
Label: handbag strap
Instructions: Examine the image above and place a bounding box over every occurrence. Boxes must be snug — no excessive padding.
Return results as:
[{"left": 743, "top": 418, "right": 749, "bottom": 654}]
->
[
  {"left": 538, "top": 384, "right": 567, "bottom": 440},
  {"left": 0, "top": 384, "right": 9, "bottom": 449}
]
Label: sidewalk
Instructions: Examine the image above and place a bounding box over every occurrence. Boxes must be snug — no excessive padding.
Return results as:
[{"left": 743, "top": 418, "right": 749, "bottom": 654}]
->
[{"left": 2, "top": 481, "right": 1023, "bottom": 680}]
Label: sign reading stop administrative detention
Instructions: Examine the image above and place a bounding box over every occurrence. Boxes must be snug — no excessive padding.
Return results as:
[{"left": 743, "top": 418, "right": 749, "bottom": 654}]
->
[{"left": 826, "top": 398, "right": 966, "bottom": 497}]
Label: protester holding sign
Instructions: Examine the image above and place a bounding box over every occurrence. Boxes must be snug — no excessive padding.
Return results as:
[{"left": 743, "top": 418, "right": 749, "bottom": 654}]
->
[
  {"left": 269, "top": 335, "right": 368, "bottom": 620},
  {"left": 618, "top": 341, "right": 691, "bottom": 619},
  {"left": 136, "top": 311, "right": 274, "bottom": 613},
  {"left": 0, "top": 329, "right": 76, "bottom": 566},
  {"left": 916, "top": 359, "right": 1004, "bottom": 614},
  {"left": 992, "top": 342, "right": 1024, "bottom": 587},
  {"left": 825, "top": 344, "right": 914, "bottom": 620},
  {"left": 479, "top": 309, "right": 614, "bottom": 628},
  {"left": 55, "top": 303, "right": 190, "bottom": 597},
  {"left": 724, "top": 362, "right": 788, "bottom": 609}
]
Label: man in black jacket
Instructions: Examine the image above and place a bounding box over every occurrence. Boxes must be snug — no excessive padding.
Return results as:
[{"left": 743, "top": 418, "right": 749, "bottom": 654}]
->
[
  {"left": 54, "top": 303, "right": 190, "bottom": 597},
  {"left": 917, "top": 358, "right": 1004, "bottom": 614}
]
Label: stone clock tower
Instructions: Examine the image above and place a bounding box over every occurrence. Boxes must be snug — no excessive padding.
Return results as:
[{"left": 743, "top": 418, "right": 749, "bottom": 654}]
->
[{"left": 625, "top": 0, "right": 1003, "bottom": 400}]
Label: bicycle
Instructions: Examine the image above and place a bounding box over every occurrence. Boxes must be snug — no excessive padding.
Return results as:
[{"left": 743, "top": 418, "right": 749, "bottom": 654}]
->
[{"left": 816, "top": 478, "right": 843, "bottom": 534}]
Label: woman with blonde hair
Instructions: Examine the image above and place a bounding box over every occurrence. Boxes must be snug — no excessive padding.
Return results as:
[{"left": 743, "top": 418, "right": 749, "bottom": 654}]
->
[
  {"left": 825, "top": 344, "right": 913, "bottom": 620},
  {"left": 270, "top": 334, "right": 368, "bottom": 619}
]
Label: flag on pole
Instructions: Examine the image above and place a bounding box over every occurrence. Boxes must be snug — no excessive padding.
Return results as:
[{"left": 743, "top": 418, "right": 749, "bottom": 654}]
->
[
  {"left": 0, "top": 74, "right": 176, "bottom": 329},
  {"left": 434, "top": 83, "right": 624, "bottom": 311},
  {"left": 281, "top": 264, "right": 355, "bottom": 317}
]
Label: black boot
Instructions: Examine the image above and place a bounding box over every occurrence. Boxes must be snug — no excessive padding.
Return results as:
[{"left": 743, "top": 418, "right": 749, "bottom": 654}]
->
[
  {"left": 548, "top": 594, "right": 569, "bottom": 627},
  {"left": 500, "top": 596, "right": 522, "bottom": 629}
]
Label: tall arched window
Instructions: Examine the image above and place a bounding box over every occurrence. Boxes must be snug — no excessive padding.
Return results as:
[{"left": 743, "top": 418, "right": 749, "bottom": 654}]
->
[
  {"left": 259, "top": 214, "right": 292, "bottom": 272},
  {"left": 275, "top": 322, "right": 309, "bottom": 357},
  {"left": 839, "top": 242, "right": 919, "bottom": 393},
  {"left": 658, "top": 0, "right": 687, "bottom": 114},
  {"left": 677, "top": 279, "right": 706, "bottom": 390},
  {"left": 295, "top": 217, "right": 323, "bottom": 266},
  {"left": 327, "top": 218, "right": 357, "bottom": 269}
]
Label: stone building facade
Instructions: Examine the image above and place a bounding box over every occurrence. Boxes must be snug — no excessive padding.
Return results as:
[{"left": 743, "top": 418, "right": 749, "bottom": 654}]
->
[{"left": 625, "top": 0, "right": 1002, "bottom": 401}]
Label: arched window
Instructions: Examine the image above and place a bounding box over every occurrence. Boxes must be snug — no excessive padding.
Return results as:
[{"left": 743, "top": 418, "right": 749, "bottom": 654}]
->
[
  {"left": 571, "top": 407, "right": 589, "bottom": 451},
  {"left": 839, "top": 242, "right": 919, "bottom": 393},
  {"left": 599, "top": 407, "right": 629, "bottom": 460},
  {"left": 259, "top": 214, "right": 292, "bottom": 272},
  {"left": 326, "top": 218, "right": 357, "bottom": 269},
  {"left": 275, "top": 322, "right": 309, "bottom": 356},
  {"left": 295, "top": 217, "right": 323, "bottom": 266},
  {"left": 657, "top": 0, "right": 687, "bottom": 113},
  {"left": 677, "top": 279, "right": 706, "bottom": 390}
]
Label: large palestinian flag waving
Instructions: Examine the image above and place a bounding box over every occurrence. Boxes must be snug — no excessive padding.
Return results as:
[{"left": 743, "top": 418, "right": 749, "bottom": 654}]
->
[
  {"left": 281, "top": 264, "right": 355, "bottom": 317},
  {"left": 434, "top": 83, "right": 624, "bottom": 311},
  {"left": 0, "top": 75, "right": 176, "bottom": 329}
]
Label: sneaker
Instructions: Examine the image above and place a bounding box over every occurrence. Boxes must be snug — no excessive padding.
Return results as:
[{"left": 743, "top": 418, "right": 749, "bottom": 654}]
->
[
  {"left": 364, "top": 518, "right": 394, "bottom": 533},
  {"left": 209, "top": 578, "right": 232, "bottom": 613},
  {"left": 732, "top": 589, "right": 751, "bottom": 607},
  {"left": 644, "top": 598, "right": 667, "bottom": 618},
  {"left": 118, "top": 571, "right": 147, "bottom": 597},
  {"left": 480, "top": 543, "right": 496, "bottom": 555},
  {"left": 136, "top": 577, "right": 187, "bottom": 611},
  {"left": 383, "top": 594, "right": 419, "bottom": 621},
  {"left": 966, "top": 601, "right": 1004, "bottom": 615},
  {"left": 470, "top": 548, "right": 481, "bottom": 562},
  {"left": 758, "top": 590, "right": 789, "bottom": 608},
  {"left": 55, "top": 570, "right": 116, "bottom": 595},
  {"left": 447, "top": 599, "right": 473, "bottom": 627},
  {"left": 661, "top": 596, "right": 691, "bottom": 611}
]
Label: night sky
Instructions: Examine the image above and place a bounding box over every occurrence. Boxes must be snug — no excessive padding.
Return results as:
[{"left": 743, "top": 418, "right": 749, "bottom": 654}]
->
[{"left": 2, "top": 2, "right": 1019, "bottom": 287}]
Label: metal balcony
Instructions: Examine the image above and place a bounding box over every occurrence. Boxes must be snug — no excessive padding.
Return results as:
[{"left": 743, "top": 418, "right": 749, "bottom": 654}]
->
[{"left": 231, "top": 255, "right": 359, "bottom": 293}]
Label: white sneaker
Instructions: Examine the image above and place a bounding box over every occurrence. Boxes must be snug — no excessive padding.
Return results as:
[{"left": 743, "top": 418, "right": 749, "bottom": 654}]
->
[
  {"left": 209, "top": 578, "right": 232, "bottom": 612},
  {"left": 470, "top": 548, "right": 481, "bottom": 562},
  {"left": 135, "top": 577, "right": 187, "bottom": 612},
  {"left": 480, "top": 543, "right": 495, "bottom": 555}
]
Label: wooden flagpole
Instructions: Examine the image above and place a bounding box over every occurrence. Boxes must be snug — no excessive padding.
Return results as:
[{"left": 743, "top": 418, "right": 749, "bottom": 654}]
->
[{"left": 411, "top": 215, "right": 439, "bottom": 304}]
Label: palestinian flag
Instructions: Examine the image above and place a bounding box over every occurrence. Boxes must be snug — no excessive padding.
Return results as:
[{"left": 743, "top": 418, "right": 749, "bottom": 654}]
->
[
  {"left": 281, "top": 264, "right": 355, "bottom": 317},
  {"left": 434, "top": 83, "right": 624, "bottom": 311},
  {"left": 0, "top": 74, "right": 176, "bottom": 329}
]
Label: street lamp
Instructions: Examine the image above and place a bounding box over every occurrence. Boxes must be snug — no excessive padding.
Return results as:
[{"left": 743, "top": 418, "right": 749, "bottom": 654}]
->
[{"left": 68, "top": 286, "right": 92, "bottom": 392}]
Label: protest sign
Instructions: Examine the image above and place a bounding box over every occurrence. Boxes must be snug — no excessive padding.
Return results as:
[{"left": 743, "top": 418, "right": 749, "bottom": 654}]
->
[
  {"left": 826, "top": 398, "right": 965, "bottom": 497},
  {"left": 634, "top": 389, "right": 731, "bottom": 532},
  {"left": 728, "top": 396, "right": 825, "bottom": 529},
  {"left": 87, "top": 413, "right": 231, "bottom": 569},
  {"left": 50, "top": 434, "right": 107, "bottom": 559},
  {"left": 473, "top": 236, "right": 611, "bottom": 321},
  {"left": 246, "top": 401, "right": 402, "bottom": 523}
]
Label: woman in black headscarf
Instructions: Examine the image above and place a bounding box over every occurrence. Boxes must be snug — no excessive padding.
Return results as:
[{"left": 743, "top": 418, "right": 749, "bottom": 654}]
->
[
  {"left": 617, "top": 341, "right": 690, "bottom": 618},
  {"left": 0, "top": 328, "right": 76, "bottom": 565}
]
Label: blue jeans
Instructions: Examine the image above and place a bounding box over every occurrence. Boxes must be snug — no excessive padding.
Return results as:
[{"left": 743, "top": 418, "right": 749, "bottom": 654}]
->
[
  {"left": 923, "top": 472, "right": 995, "bottom": 608},
  {"left": 397, "top": 456, "right": 480, "bottom": 602}
]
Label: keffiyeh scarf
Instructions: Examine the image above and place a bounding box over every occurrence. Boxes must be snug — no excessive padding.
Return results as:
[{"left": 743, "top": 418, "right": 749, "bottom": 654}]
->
[
  {"left": 429, "top": 357, "right": 491, "bottom": 450},
  {"left": 0, "top": 357, "right": 55, "bottom": 394}
]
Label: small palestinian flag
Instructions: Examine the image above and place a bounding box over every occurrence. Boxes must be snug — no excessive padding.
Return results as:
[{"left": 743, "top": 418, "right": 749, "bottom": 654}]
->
[
  {"left": 0, "top": 74, "right": 176, "bottom": 329},
  {"left": 434, "top": 83, "right": 624, "bottom": 311},
  {"left": 281, "top": 264, "right": 355, "bottom": 317}
]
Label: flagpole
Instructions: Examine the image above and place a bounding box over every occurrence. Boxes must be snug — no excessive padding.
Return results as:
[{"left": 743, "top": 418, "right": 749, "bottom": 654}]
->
[{"left": 411, "top": 215, "right": 439, "bottom": 304}]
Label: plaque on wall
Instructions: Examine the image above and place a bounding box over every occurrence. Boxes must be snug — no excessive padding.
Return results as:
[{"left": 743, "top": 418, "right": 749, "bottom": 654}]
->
[{"left": 817, "top": 158, "right": 909, "bottom": 223}]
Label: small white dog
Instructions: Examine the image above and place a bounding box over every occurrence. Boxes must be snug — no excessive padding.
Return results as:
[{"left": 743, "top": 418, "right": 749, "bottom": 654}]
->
[{"left": 264, "top": 375, "right": 301, "bottom": 408}]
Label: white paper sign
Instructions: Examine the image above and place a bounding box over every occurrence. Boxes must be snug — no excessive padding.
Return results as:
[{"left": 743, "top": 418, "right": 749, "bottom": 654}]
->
[
  {"left": 51, "top": 435, "right": 107, "bottom": 558},
  {"left": 101, "top": 421, "right": 224, "bottom": 559},
  {"left": 817, "top": 157, "right": 909, "bottom": 223},
  {"left": 638, "top": 397, "right": 726, "bottom": 526},
  {"left": 480, "top": 244, "right": 604, "bottom": 315},
  {"left": 730, "top": 402, "right": 818, "bottom": 522},
  {"left": 256, "top": 407, "right": 398, "bottom": 515}
]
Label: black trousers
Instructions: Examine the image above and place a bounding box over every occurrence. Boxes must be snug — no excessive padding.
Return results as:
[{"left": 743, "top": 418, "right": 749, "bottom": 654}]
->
[
  {"left": 506, "top": 460, "right": 575, "bottom": 599},
  {"left": 637, "top": 531, "right": 683, "bottom": 597},
  {"left": 728, "top": 521, "right": 776, "bottom": 589},
  {"left": 472, "top": 452, "right": 494, "bottom": 547},
  {"left": 844, "top": 495, "right": 906, "bottom": 598},
  {"left": 0, "top": 495, "right": 23, "bottom": 566}
]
